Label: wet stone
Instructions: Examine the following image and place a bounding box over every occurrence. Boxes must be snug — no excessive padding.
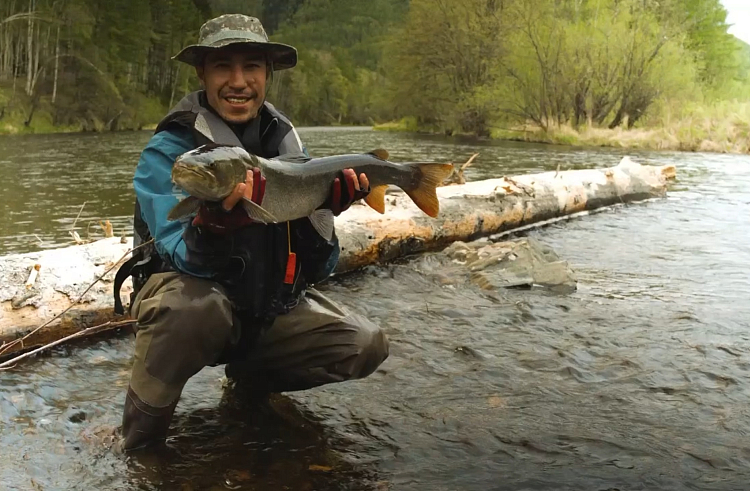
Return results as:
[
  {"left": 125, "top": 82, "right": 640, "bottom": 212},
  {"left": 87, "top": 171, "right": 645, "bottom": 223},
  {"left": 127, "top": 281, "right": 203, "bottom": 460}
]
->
[
  {"left": 68, "top": 410, "right": 87, "bottom": 423},
  {"left": 447, "top": 237, "right": 577, "bottom": 292}
]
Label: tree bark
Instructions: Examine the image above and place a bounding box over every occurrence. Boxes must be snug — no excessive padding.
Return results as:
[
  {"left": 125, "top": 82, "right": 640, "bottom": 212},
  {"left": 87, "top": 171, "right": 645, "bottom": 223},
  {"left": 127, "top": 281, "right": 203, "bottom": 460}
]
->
[
  {"left": 24, "top": 0, "right": 33, "bottom": 96},
  {"left": 0, "top": 158, "right": 676, "bottom": 356},
  {"left": 51, "top": 24, "right": 59, "bottom": 103},
  {"left": 169, "top": 64, "right": 180, "bottom": 108}
]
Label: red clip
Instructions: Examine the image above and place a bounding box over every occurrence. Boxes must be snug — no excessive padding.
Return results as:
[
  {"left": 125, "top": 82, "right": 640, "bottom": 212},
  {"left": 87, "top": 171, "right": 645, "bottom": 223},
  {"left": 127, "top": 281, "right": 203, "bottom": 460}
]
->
[{"left": 284, "top": 252, "right": 297, "bottom": 284}]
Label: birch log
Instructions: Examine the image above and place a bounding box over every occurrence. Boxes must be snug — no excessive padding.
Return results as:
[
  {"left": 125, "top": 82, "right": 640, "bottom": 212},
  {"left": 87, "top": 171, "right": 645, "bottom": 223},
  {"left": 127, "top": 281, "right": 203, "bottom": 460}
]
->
[{"left": 0, "top": 157, "right": 675, "bottom": 356}]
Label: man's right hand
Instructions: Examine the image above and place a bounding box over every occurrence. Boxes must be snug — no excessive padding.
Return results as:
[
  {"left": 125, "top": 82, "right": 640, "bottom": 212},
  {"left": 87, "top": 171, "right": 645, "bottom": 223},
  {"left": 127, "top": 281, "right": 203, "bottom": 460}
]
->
[{"left": 192, "top": 168, "right": 266, "bottom": 233}]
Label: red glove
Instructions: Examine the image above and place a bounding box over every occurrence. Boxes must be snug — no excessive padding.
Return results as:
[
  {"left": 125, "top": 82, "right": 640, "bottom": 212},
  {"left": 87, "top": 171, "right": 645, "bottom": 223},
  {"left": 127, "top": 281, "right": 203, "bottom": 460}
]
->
[
  {"left": 328, "top": 169, "right": 370, "bottom": 216},
  {"left": 192, "top": 167, "right": 266, "bottom": 234}
]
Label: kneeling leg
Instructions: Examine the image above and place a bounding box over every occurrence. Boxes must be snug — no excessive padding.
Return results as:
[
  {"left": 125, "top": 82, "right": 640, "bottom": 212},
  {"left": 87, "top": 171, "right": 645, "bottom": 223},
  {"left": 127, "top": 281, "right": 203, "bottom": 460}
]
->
[
  {"left": 123, "top": 272, "right": 238, "bottom": 451},
  {"left": 226, "top": 288, "right": 389, "bottom": 393}
]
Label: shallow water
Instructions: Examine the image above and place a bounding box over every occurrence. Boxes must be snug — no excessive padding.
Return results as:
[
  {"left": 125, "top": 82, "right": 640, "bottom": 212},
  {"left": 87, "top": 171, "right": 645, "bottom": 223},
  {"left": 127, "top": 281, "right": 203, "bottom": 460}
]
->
[{"left": 0, "top": 128, "right": 748, "bottom": 490}]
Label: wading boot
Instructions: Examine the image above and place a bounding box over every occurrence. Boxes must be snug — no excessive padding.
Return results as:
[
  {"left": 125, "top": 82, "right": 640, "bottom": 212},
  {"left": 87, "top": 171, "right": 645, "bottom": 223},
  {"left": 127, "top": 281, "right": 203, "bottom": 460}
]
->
[{"left": 113, "top": 386, "right": 178, "bottom": 453}]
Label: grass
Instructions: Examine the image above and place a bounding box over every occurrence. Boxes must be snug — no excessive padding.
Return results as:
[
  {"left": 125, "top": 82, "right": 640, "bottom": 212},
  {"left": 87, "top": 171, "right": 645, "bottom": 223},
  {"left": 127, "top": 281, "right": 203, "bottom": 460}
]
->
[
  {"left": 0, "top": 114, "right": 81, "bottom": 135},
  {"left": 518, "top": 100, "right": 750, "bottom": 154},
  {"left": 0, "top": 80, "right": 165, "bottom": 136},
  {"left": 0, "top": 90, "right": 80, "bottom": 135},
  {"left": 373, "top": 116, "right": 420, "bottom": 132},
  {"left": 377, "top": 101, "right": 750, "bottom": 154}
]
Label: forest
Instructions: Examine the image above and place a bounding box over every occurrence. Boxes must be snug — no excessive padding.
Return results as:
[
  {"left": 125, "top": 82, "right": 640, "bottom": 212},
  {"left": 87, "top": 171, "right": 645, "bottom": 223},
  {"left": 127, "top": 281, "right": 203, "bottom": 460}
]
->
[{"left": 1, "top": 0, "right": 748, "bottom": 150}]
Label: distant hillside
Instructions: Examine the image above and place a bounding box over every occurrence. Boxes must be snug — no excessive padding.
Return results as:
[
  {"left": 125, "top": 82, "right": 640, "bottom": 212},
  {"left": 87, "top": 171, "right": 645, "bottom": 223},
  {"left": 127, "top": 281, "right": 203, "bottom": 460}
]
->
[{"left": 1, "top": 0, "right": 749, "bottom": 135}]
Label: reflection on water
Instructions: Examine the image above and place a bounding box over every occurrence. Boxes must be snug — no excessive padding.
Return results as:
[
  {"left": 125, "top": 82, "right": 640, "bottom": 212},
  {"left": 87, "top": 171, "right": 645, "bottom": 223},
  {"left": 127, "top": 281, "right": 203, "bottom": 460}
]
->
[{"left": 0, "top": 128, "right": 749, "bottom": 490}]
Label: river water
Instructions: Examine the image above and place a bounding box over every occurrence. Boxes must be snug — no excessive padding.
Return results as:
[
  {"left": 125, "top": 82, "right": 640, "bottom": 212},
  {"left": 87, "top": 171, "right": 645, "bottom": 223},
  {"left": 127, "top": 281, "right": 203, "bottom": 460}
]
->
[{"left": 0, "top": 128, "right": 748, "bottom": 490}]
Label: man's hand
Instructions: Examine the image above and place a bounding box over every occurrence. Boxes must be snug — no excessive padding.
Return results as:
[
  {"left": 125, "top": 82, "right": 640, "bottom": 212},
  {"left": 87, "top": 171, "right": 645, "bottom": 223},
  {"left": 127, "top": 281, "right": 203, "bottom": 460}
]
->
[
  {"left": 192, "top": 168, "right": 266, "bottom": 233},
  {"left": 328, "top": 168, "right": 370, "bottom": 216}
]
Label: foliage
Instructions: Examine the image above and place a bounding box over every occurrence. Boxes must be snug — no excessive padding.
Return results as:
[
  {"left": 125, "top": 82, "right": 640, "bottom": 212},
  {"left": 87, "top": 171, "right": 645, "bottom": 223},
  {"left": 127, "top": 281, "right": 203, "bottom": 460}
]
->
[
  {"left": 387, "top": 0, "right": 750, "bottom": 140},
  {"left": 0, "top": 0, "right": 205, "bottom": 132},
  {"left": 0, "top": 0, "right": 748, "bottom": 145},
  {"left": 268, "top": 0, "right": 407, "bottom": 125}
]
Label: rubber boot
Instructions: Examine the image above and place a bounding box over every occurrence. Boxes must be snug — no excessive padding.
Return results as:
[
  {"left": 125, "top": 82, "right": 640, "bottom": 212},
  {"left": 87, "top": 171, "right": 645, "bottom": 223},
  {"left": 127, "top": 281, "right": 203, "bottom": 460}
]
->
[{"left": 113, "top": 386, "right": 178, "bottom": 453}]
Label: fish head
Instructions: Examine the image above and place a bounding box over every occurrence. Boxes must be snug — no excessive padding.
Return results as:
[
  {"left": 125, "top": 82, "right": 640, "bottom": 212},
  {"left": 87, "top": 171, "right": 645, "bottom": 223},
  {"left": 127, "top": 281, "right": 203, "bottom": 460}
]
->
[{"left": 171, "top": 144, "right": 250, "bottom": 201}]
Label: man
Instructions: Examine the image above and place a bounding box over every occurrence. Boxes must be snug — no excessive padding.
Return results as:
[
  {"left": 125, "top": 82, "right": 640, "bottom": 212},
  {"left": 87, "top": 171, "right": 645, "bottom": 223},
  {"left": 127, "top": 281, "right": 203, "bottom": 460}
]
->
[{"left": 114, "top": 14, "right": 389, "bottom": 453}]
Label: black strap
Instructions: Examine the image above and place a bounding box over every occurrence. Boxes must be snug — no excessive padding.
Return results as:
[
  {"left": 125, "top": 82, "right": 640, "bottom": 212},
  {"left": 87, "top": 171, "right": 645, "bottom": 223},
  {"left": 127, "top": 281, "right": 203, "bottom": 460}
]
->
[{"left": 113, "top": 255, "right": 151, "bottom": 315}]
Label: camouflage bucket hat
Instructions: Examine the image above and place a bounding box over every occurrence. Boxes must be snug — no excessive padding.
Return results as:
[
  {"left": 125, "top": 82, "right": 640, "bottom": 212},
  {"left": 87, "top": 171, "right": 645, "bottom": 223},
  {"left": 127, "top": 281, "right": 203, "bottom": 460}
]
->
[{"left": 173, "top": 14, "right": 297, "bottom": 70}]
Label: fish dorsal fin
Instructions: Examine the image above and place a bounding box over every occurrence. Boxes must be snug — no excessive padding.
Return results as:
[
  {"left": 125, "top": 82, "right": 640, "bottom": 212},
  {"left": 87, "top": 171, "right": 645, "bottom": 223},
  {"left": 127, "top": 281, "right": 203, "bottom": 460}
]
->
[
  {"left": 276, "top": 152, "right": 311, "bottom": 164},
  {"left": 368, "top": 149, "right": 389, "bottom": 161}
]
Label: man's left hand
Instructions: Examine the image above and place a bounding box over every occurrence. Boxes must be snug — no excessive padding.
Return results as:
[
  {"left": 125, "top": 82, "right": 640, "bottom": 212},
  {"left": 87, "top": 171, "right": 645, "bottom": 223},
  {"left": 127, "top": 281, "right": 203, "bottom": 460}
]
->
[
  {"left": 192, "top": 168, "right": 266, "bottom": 233},
  {"left": 328, "top": 169, "right": 370, "bottom": 216}
]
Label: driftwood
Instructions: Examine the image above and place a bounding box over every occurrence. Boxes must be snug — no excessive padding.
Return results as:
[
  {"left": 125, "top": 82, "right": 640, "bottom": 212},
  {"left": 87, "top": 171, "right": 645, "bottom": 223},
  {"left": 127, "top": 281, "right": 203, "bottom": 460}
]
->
[
  {"left": 442, "top": 153, "right": 479, "bottom": 186},
  {"left": 0, "top": 239, "right": 152, "bottom": 358},
  {"left": 0, "top": 157, "right": 675, "bottom": 359}
]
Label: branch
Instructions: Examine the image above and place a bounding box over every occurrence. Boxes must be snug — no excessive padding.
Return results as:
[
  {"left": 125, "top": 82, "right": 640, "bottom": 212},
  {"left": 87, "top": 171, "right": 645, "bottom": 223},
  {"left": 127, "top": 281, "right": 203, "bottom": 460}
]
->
[
  {"left": 0, "top": 320, "right": 135, "bottom": 370},
  {"left": 1, "top": 13, "right": 59, "bottom": 25},
  {"left": 29, "top": 54, "right": 123, "bottom": 103}
]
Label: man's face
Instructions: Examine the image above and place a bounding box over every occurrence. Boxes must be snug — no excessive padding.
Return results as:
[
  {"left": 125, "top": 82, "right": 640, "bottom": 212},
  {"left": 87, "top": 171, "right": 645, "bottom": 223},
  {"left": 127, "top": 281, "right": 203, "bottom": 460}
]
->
[{"left": 196, "top": 47, "right": 268, "bottom": 124}]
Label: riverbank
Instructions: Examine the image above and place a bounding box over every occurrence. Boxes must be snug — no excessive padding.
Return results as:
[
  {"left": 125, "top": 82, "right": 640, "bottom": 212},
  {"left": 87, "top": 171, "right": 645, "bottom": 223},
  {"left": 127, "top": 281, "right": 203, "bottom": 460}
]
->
[
  {"left": 375, "top": 101, "right": 750, "bottom": 154},
  {"left": 0, "top": 83, "right": 164, "bottom": 135}
]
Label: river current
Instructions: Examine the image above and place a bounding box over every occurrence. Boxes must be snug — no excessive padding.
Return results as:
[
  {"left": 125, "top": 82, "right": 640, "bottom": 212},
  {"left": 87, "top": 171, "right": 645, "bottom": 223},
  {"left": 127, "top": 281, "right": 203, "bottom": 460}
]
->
[{"left": 0, "top": 128, "right": 748, "bottom": 490}]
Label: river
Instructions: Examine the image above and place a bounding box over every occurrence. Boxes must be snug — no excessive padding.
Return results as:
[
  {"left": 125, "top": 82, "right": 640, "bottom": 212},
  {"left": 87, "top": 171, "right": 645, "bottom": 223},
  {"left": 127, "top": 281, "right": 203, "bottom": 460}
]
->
[{"left": 0, "top": 128, "right": 748, "bottom": 490}]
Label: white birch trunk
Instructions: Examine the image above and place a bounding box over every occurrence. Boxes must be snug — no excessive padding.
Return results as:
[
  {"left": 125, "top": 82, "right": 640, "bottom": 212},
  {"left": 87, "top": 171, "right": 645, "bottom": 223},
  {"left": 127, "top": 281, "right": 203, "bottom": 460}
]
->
[
  {"left": 24, "top": 0, "right": 33, "bottom": 95},
  {"left": 51, "top": 24, "right": 59, "bottom": 103}
]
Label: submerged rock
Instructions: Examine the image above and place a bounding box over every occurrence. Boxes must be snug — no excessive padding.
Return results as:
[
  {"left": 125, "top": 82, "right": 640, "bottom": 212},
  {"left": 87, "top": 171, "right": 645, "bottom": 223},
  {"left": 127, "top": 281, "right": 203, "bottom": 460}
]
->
[{"left": 446, "top": 237, "right": 577, "bottom": 293}]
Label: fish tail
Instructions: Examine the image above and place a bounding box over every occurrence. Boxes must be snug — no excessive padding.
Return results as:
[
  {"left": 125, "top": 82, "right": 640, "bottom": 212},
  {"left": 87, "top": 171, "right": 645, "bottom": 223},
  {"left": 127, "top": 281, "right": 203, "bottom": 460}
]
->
[{"left": 404, "top": 163, "right": 453, "bottom": 217}]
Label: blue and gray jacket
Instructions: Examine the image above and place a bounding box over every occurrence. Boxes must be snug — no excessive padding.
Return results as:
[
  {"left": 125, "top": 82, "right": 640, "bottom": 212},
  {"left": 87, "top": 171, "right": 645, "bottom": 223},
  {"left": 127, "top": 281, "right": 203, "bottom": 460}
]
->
[{"left": 115, "top": 91, "right": 339, "bottom": 319}]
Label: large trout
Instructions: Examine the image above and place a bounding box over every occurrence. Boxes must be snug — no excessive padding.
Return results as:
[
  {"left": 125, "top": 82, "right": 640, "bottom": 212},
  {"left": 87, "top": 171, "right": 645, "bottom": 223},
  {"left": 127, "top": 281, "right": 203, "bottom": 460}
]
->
[{"left": 167, "top": 144, "right": 453, "bottom": 240}]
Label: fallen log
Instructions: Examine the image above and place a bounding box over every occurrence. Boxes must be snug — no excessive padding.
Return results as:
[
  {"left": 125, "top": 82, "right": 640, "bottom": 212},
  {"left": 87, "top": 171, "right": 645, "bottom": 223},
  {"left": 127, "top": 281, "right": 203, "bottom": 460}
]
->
[{"left": 0, "top": 156, "right": 675, "bottom": 358}]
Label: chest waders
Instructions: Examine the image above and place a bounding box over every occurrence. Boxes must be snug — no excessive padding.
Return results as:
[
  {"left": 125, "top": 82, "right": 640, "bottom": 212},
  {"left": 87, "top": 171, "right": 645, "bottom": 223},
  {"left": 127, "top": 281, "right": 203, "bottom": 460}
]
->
[{"left": 113, "top": 91, "right": 306, "bottom": 318}]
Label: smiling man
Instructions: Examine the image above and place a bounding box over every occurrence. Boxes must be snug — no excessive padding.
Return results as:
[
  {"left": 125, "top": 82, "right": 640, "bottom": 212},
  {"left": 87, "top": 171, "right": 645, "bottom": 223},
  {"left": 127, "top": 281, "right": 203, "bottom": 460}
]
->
[{"left": 113, "top": 14, "right": 389, "bottom": 453}]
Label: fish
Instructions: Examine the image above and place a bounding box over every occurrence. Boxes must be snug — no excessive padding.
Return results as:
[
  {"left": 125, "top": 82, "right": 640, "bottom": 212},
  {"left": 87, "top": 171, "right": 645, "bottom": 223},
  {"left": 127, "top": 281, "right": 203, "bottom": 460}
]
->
[{"left": 167, "top": 143, "right": 454, "bottom": 240}]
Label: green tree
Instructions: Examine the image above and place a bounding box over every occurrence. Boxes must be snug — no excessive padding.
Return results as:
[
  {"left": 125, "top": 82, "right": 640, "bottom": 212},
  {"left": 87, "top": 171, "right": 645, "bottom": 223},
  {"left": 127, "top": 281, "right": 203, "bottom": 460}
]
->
[{"left": 386, "top": 0, "right": 508, "bottom": 135}]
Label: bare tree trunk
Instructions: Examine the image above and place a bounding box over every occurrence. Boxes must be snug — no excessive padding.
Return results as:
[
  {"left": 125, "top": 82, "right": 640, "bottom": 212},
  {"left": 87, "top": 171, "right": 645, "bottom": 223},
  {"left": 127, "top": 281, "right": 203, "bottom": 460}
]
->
[
  {"left": 33, "top": 9, "right": 40, "bottom": 89},
  {"left": 2, "top": 1, "right": 16, "bottom": 80},
  {"left": 24, "top": 90, "right": 39, "bottom": 126},
  {"left": 28, "top": 19, "right": 43, "bottom": 98},
  {"left": 169, "top": 64, "right": 180, "bottom": 108},
  {"left": 24, "top": 0, "right": 33, "bottom": 96},
  {"left": 0, "top": 1, "right": 6, "bottom": 80},
  {"left": 52, "top": 24, "right": 59, "bottom": 103},
  {"left": 13, "top": 40, "right": 20, "bottom": 95},
  {"left": 12, "top": 13, "right": 22, "bottom": 103}
]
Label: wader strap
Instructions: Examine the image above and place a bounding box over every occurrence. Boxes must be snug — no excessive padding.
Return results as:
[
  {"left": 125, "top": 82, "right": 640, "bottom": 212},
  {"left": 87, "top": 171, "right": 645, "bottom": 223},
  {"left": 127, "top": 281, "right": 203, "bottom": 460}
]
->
[{"left": 113, "top": 255, "right": 152, "bottom": 315}]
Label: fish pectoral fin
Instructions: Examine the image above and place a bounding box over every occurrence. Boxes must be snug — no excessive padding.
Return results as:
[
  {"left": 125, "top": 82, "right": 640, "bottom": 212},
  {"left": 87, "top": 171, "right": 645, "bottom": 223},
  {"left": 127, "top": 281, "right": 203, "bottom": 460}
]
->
[
  {"left": 308, "top": 209, "right": 335, "bottom": 241},
  {"left": 364, "top": 185, "right": 388, "bottom": 214},
  {"left": 241, "top": 198, "right": 279, "bottom": 224},
  {"left": 368, "top": 149, "right": 389, "bottom": 161},
  {"left": 167, "top": 196, "right": 202, "bottom": 221},
  {"left": 405, "top": 163, "right": 454, "bottom": 218}
]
